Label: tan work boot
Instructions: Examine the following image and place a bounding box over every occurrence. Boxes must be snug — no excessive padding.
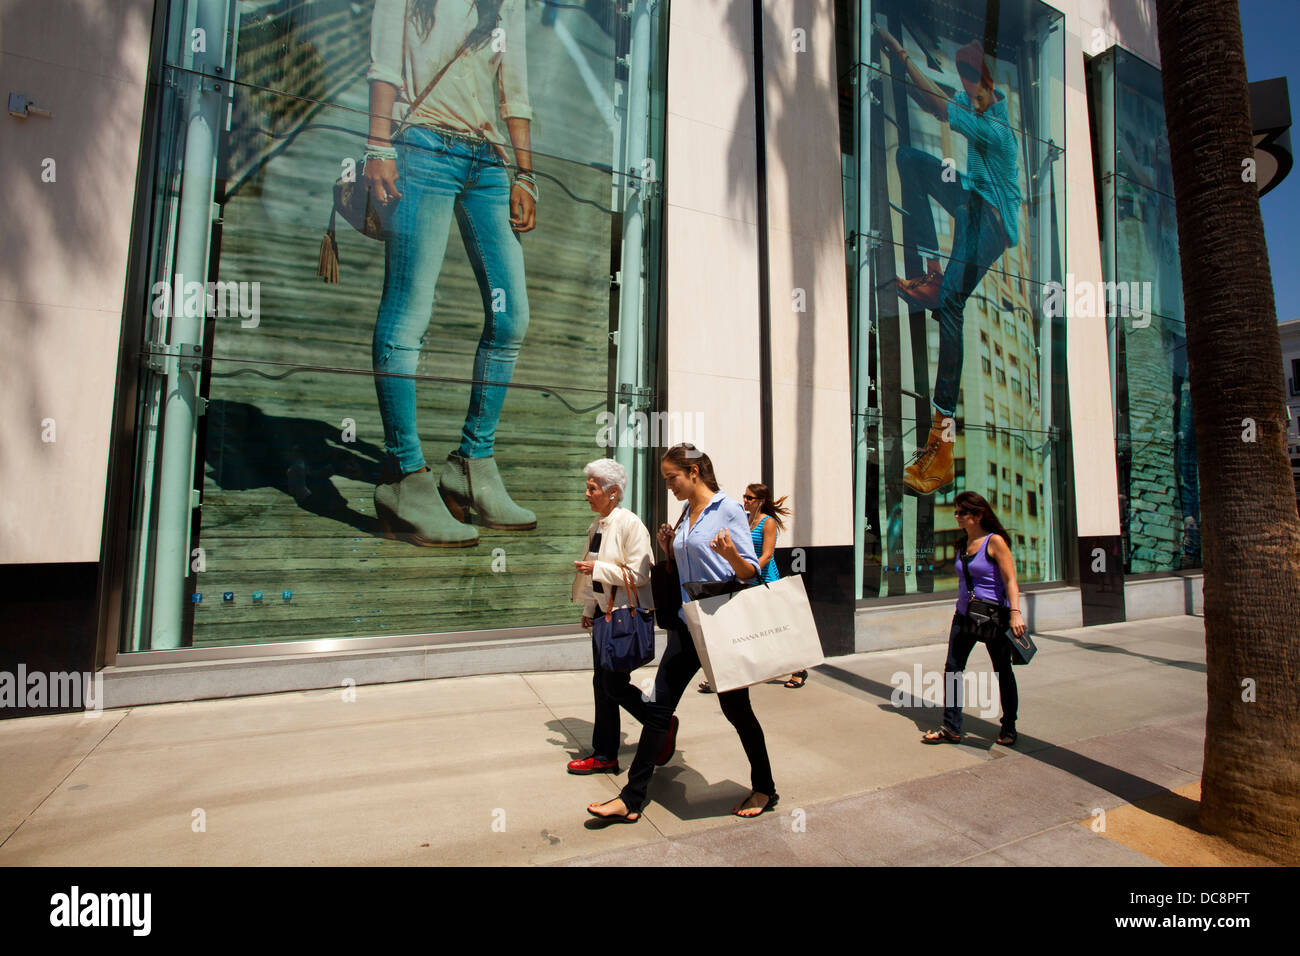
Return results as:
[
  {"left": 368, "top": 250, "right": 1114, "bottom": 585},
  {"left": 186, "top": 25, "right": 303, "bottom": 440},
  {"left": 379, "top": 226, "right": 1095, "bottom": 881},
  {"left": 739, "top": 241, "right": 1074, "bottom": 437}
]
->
[
  {"left": 439, "top": 452, "right": 538, "bottom": 530},
  {"left": 375, "top": 466, "right": 479, "bottom": 547},
  {"left": 904, "top": 410, "right": 956, "bottom": 496}
]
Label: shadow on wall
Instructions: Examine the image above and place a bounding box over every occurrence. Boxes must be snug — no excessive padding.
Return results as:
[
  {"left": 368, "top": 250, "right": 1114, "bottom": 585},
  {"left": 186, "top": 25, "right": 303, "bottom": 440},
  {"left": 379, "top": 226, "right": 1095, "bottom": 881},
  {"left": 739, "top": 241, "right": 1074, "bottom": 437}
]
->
[
  {"left": 1100, "top": 0, "right": 1160, "bottom": 64},
  {"left": 724, "top": 0, "right": 843, "bottom": 539},
  {"left": 203, "top": 399, "right": 387, "bottom": 535},
  {"left": 0, "top": 0, "right": 155, "bottom": 473}
]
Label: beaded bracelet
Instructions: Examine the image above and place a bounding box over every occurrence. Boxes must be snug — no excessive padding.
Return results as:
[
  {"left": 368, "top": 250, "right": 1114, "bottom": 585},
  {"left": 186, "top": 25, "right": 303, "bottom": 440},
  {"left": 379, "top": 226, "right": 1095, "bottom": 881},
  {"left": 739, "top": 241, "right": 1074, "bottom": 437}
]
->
[
  {"left": 364, "top": 144, "right": 398, "bottom": 163},
  {"left": 513, "top": 173, "right": 538, "bottom": 201}
]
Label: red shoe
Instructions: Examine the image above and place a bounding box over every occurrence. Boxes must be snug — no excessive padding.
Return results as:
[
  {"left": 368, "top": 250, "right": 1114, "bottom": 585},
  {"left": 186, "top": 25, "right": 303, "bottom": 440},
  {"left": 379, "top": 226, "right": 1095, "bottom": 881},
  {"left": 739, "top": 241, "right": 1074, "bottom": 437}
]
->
[
  {"left": 567, "top": 755, "right": 620, "bottom": 775},
  {"left": 655, "top": 716, "right": 679, "bottom": 766}
]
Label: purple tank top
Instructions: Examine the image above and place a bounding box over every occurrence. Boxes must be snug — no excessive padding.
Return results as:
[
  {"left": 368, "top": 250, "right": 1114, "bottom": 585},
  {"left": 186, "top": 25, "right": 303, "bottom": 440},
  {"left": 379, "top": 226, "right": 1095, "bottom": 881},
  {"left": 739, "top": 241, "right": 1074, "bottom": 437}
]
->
[{"left": 956, "top": 535, "right": 1006, "bottom": 614}]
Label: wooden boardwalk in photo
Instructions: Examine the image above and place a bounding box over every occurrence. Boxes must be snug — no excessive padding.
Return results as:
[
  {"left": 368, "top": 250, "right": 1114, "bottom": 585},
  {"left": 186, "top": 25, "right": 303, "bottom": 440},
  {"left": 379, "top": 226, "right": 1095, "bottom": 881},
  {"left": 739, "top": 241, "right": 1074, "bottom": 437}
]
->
[{"left": 192, "top": 7, "right": 632, "bottom": 646}]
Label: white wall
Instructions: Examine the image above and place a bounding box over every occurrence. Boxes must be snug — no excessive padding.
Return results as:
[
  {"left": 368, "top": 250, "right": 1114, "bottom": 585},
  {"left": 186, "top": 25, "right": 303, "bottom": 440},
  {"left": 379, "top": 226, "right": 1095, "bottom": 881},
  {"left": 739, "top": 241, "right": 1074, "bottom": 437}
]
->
[
  {"left": 1063, "top": 21, "right": 1120, "bottom": 538},
  {"left": 761, "top": 0, "right": 854, "bottom": 549},
  {"left": 664, "top": 0, "right": 764, "bottom": 505},
  {"left": 0, "top": 0, "right": 154, "bottom": 563}
]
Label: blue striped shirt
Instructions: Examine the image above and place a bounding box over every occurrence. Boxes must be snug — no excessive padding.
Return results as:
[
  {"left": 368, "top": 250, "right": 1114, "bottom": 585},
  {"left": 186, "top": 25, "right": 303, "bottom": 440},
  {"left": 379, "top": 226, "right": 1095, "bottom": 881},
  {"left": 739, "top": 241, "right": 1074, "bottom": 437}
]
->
[{"left": 948, "top": 89, "right": 1021, "bottom": 247}]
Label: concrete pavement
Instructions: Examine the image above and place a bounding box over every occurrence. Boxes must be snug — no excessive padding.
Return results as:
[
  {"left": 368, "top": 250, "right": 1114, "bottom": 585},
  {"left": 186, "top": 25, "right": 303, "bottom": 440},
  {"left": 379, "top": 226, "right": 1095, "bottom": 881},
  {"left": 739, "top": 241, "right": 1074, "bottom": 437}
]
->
[{"left": 0, "top": 615, "right": 1207, "bottom": 866}]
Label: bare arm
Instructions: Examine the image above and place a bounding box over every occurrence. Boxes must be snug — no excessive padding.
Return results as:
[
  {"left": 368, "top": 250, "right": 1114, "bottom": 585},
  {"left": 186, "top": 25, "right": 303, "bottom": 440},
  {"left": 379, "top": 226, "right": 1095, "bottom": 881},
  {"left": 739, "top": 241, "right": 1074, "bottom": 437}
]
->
[
  {"left": 364, "top": 81, "right": 402, "bottom": 203},
  {"left": 758, "top": 519, "right": 776, "bottom": 572},
  {"left": 505, "top": 117, "right": 536, "bottom": 232},
  {"left": 988, "top": 535, "right": 1026, "bottom": 636},
  {"left": 876, "top": 27, "right": 948, "bottom": 120}
]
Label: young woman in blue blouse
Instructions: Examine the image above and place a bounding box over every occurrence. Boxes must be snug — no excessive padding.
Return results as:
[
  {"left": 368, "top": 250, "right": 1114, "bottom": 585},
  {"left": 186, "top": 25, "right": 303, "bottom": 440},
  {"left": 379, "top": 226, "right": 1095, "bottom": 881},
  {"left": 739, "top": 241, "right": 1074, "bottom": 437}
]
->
[{"left": 586, "top": 444, "right": 778, "bottom": 823}]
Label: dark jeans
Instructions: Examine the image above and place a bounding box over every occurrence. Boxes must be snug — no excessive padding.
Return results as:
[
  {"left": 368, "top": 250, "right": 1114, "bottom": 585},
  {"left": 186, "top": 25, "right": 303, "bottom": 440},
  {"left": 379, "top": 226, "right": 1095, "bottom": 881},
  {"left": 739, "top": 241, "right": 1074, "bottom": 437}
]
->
[
  {"left": 589, "top": 635, "right": 651, "bottom": 760},
  {"left": 617, "top": 619, "right": 775, "bottom": 813},
  {"left": 941, "top": 614, "right": 1018, "bottom": 735},
  {"left": 895, "top": 145, "right": 1010, "bottom": 415}
]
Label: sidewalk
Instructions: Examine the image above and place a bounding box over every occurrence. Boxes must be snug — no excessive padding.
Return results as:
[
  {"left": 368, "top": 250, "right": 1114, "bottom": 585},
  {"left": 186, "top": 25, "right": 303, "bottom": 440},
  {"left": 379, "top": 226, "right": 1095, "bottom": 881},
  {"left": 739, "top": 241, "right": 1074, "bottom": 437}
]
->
[{"left": 0, "top": 616, "right": 1207, "bottom": 866}]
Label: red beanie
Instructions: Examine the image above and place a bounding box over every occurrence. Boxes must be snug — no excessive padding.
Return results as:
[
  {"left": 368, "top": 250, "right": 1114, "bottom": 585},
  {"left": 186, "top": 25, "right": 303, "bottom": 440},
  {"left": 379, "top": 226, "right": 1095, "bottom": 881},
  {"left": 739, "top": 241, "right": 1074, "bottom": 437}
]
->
[{"left": 955, "top": 41, "right": 994, "bottom": 87}]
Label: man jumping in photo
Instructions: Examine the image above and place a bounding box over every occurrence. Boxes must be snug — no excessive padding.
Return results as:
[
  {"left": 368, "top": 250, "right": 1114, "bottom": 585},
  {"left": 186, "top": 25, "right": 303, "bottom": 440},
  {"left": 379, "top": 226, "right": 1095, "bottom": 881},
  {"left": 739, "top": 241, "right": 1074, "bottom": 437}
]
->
[{"left": 877, "top": 27, "right": 1022, "bottom": 496}]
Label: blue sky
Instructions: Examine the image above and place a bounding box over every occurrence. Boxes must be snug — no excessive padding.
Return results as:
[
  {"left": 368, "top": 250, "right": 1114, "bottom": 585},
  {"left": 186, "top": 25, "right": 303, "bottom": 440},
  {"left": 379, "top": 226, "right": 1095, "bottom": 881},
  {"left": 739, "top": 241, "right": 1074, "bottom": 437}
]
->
[{"left": 1239, "top": 0, "right": 1298, "bottom": 321}]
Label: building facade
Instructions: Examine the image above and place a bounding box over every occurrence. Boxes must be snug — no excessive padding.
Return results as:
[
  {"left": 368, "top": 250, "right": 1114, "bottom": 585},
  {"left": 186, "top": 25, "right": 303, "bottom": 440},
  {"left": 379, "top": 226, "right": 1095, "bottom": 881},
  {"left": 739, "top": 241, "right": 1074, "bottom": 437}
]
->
[{"left": 1, "top": 0, "right": 1288, "bottom": 714}]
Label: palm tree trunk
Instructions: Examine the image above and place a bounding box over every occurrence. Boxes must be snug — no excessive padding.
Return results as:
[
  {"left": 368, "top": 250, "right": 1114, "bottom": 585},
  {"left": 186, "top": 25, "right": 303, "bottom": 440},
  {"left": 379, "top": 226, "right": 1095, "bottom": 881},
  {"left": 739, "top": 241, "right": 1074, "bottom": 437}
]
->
[{"left": 1155, "top": 0, "right": 1300, "bottom": 862}]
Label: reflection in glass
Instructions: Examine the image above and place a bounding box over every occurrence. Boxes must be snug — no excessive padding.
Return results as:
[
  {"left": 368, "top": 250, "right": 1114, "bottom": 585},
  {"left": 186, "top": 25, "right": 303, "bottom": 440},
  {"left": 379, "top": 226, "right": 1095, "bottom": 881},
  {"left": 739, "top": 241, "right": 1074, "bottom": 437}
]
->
[
  {"left": 844, "top": 0, "right": 1066, "bottom": 599},
  {"left": 1089, "top": 47, "right": 1201, "bottom": 572}
]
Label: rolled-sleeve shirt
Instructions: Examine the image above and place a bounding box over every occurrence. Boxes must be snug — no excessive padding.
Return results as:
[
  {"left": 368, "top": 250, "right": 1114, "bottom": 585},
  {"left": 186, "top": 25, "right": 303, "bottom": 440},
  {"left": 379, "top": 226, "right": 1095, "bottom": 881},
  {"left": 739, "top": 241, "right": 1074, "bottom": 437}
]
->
[
  {"left": 947, "top": 89, "right": 1021, "bottom": 247},
  {"left": 369, "top": 0, "right": 532, "bottom": 159},
  {"left": 571, "top": 507, "right": 655, "bottom": 618},
  {"left": 673, "top": 492, "right": 762, "bottom": 619}
]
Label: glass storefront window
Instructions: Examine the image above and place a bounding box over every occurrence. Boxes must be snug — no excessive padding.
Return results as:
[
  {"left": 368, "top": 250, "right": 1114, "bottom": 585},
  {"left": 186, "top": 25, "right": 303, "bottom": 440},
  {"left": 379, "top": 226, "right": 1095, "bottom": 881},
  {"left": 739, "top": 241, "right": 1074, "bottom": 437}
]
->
[
  {"left": 120, "top": 0, "right": 668, "bottom": 651},
  {"left": 1088, "top": 47, "right": 1201, "bottom": 573},
  {"left": 840, "top": 0, "right": 1067, "bottom": 599}
]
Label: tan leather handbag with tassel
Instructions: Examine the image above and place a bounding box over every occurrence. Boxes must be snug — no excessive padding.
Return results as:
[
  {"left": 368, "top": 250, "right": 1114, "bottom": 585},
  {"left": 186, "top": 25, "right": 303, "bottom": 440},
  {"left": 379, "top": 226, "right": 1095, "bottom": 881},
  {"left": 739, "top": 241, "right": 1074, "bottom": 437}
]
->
[{"left": 318, "top": 36, "right": 471, "bottom": 283}]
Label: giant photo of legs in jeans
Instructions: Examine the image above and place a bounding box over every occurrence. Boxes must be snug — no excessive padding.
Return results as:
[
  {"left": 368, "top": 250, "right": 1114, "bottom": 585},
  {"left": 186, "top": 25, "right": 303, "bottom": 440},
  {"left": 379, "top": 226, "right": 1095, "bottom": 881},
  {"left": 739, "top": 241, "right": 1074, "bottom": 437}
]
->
[
  {"left": 895, "top": 146, "right": 1008, "bottom": 496},
  {"left": 372, "top": 128, "right": 535, "bottom": 547}
]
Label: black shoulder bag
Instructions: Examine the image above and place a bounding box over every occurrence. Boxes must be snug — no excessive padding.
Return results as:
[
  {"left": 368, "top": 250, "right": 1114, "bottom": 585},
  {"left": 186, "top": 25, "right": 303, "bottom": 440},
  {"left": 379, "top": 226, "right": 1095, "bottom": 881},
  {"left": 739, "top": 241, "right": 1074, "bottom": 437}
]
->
[
  {"left": 960, "top": 542, "right": 1036, "bottom": 665},
  {"left": 649, "top": 505, "right": 689, "bottom": 628}
]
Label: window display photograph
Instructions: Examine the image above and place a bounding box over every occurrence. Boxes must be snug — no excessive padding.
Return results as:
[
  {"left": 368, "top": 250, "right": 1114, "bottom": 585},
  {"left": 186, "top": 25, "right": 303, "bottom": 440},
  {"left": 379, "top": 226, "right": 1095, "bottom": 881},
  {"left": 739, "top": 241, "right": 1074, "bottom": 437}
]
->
[
  {"left": 844, "top": 0, "right": 1067, "bottom": 599},
  {"left": 123, "top": 0, "right": 668, "bottom": 650},
  {"left": 1089, "top": 47, "right": 1202, "bottom": 573}
]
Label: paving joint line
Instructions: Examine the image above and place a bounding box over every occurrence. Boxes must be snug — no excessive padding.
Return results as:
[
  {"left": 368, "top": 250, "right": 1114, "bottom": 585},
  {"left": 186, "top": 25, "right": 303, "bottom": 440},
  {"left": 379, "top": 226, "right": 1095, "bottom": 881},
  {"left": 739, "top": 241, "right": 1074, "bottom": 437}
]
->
[
  {"left": 516, "top": 672, "right": 670, "bottom": 841},
  {"left": 0, "top": 709, "right": 132, "bottom": 853}
]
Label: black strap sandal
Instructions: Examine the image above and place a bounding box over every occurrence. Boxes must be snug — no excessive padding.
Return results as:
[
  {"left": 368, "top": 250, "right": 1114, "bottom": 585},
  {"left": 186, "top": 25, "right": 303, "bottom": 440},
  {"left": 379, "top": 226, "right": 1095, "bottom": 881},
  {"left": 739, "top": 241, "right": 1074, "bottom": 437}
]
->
[
  {"left": 997, "top": 729, "right": 1018, "bottom": 746},
  {"left": 783, "top": 670, "right": 808, "bottom": 689}
]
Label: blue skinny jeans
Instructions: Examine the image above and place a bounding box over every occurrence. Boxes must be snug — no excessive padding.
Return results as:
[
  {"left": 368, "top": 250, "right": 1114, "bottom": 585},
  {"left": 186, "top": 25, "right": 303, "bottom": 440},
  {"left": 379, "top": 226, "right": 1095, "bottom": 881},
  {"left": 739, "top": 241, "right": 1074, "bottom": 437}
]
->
[
  {"left": 372, "top": 126, "right": 529, "bottom": 473},
  {"left": 895, "top": 145, "right": 1009, "bottom": 416}
]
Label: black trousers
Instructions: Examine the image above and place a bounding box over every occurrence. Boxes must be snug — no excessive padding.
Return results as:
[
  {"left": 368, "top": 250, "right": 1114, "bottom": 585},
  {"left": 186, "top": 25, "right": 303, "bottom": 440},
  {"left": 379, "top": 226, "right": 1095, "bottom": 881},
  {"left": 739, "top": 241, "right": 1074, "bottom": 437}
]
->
[
  {"left": 942, "top": 614, "right": 1018, "bottom": 735},
  {"left": 590, "top": 635, "right": 651, "bottom": 760},
  {"left": 616, "top": 619, "right": 775, "bottom": 813}
]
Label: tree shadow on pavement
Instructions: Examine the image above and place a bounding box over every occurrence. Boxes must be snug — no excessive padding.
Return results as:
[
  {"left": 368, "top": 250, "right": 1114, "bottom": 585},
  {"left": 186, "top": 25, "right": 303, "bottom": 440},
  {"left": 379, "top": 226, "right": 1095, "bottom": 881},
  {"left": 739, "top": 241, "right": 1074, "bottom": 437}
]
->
[{"left": 1033, "top": 630, "right": 1205, "bottom": 673}]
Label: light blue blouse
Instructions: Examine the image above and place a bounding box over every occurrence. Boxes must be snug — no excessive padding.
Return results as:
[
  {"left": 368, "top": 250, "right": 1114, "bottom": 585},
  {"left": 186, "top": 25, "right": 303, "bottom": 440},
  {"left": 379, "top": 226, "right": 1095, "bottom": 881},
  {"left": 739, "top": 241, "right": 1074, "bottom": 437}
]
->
[{"left": 672, "top": 491, "right": 762, "bottom": 618}]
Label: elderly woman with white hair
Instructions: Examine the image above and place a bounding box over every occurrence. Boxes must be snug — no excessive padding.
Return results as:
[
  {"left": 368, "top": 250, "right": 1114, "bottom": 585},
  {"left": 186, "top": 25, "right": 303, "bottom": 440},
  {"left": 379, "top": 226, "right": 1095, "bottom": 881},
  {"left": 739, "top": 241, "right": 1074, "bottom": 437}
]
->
[{"left": 568, "top": 458, "right": 656, "bottom": 775}]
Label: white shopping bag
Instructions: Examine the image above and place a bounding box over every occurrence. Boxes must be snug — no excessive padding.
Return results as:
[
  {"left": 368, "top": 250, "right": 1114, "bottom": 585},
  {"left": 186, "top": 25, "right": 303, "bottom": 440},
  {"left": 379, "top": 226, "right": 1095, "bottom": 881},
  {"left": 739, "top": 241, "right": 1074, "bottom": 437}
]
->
[{"left": 681, "top": 575, "right": 824, "bottom": 693}]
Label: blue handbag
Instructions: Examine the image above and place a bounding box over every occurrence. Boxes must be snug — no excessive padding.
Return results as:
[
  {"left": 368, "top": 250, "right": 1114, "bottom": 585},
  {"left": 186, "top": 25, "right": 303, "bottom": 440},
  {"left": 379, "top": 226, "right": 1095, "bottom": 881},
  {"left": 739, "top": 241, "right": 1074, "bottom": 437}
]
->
[{"left": 594, "top": 564, "right": 656, "bottom": 673}]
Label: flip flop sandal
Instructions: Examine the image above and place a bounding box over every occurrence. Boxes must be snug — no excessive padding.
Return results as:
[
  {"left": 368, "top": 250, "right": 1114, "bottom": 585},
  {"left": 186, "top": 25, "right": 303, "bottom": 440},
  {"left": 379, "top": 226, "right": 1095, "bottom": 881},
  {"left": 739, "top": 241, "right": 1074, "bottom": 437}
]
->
[
  {"left": 586, "top": 799, "right": 640, "bottom": 824},
  {"left": 997, "top": 730, "right": 1018, "bottom": 746},
  {"left": 698, "top": 680, "right": 713, "bottom": 694},
  {"left": 733, "top": 792, "right": 780, "bottom": 818},
  {"left": 784, "top": 671, "right": 808, "bottom": 689},
  {"left": 922, "top": 727, "right": 963, "bottom": 744}
]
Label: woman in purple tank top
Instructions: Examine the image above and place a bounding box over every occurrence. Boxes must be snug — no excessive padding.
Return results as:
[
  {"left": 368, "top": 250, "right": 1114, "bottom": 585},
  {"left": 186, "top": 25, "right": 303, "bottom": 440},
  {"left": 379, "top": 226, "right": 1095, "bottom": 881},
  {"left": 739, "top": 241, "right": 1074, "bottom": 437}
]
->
[{"left": 922, "top": 492, "right": 1027, "bottom": 746}]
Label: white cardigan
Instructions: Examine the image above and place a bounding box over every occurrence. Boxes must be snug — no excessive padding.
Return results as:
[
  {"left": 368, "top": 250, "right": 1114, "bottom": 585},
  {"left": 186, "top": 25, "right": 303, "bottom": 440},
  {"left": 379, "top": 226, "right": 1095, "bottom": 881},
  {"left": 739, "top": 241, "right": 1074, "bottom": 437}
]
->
[{"left": 571, "top": 506, "right": 656, "bottom": 617}]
